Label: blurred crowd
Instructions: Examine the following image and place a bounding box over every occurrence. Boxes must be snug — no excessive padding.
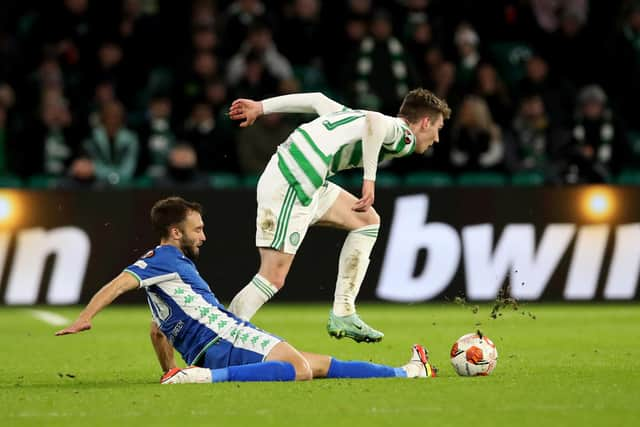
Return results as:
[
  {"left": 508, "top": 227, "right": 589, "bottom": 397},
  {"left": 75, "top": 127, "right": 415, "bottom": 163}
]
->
[{"left": 1, "top": 0, "right": 640, "bottom": 188}]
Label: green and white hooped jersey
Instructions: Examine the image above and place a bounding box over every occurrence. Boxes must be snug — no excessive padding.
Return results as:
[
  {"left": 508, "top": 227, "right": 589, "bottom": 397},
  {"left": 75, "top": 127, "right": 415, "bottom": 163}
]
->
[{"left": 276, "top": 109, "right": 416, "bottom": 205}]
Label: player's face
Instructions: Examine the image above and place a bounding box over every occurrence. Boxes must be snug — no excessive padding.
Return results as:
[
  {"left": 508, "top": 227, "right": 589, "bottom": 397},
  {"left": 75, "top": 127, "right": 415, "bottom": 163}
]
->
[
  {"left": 178, "top": 211, "right": 206, "bottom": 260},
  {"left": 414, "top": 114, "right": 444, "bottom": 154}
]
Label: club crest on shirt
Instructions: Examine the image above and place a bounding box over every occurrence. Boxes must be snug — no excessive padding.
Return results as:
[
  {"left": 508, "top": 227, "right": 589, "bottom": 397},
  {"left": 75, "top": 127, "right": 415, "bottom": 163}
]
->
[
  {"left": 142, "top": 250, "right": 155, "bottom": 259},
  {"left": 404, "top": 129, "right": 413, "bottom": 144}
]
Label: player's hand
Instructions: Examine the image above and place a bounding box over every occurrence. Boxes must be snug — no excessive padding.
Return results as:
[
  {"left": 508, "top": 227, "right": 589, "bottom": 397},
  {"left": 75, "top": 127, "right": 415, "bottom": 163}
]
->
[
  {"left": 353, "top": 179, "right": 375, "bottom": 212},
  {"left": 55, "top": 319, "right": 92, "bottom": 336},
  {"left": 228, "top": 98, "right": 263, "bottom": 127}
]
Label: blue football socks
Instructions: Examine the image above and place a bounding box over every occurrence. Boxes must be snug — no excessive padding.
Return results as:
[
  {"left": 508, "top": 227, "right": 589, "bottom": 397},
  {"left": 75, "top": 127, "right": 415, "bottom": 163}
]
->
[
  {"left": 326, "top": 358, "right": 406, "bottom": 379},
  {"left": 211, "top": 361, "right": 296, "bottom": 382}
]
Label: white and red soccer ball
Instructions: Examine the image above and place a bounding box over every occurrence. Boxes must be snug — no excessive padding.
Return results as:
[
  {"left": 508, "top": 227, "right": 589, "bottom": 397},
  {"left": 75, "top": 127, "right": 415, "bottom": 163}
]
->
[{"left": 450, "top": 332, "right": 498, "bottom": 376}]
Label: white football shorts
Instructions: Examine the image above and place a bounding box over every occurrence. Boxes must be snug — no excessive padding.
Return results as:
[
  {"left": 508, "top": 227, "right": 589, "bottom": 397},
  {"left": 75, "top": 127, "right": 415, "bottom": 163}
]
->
[{"left": 255, "top": 154, "right": 341, "bottom": 254}]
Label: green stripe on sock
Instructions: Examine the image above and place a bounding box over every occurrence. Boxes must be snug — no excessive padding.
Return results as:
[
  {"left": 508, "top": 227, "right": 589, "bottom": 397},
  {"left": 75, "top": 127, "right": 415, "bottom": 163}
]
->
[
  {"left": 252, "top": 278, "right": 274, "bottom": 299},
  {"left": 354, "top": 231, "right": 379, "bottom": 237},
  {"left": 253, "top": 276, "right": 275, "bottom": 297}
]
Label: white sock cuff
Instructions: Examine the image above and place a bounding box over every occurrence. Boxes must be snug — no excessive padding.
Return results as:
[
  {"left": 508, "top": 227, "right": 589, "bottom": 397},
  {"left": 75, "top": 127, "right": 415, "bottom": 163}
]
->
[{"left": 251, "top": 274, "right": 278, "bottom": 299}]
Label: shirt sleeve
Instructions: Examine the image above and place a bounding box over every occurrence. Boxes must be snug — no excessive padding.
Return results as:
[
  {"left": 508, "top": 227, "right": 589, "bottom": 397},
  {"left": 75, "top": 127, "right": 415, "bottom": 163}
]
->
[
  {"left": 262, "top": 93, "right": 345, "bottom": 116},
  {"left": 124, "top": 251, "right": 179, "bottom": 288}
]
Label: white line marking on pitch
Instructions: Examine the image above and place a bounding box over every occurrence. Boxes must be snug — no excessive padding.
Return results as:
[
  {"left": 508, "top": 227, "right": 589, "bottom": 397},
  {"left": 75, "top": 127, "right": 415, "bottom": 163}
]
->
[{"left": 30, "top": 309, "right": 69, "bottom": 326}]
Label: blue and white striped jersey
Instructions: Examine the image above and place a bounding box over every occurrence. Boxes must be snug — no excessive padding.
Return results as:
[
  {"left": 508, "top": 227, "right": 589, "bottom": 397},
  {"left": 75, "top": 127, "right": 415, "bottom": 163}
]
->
[{"left": 124, "top": 245, "right": 248, "bottom": 365}]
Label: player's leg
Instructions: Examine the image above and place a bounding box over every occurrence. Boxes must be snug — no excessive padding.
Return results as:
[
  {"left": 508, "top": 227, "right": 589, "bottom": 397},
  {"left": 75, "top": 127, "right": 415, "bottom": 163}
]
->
[
  {"left": 298, "top": 345, "right": 437, "bottom": 379},
  {"left": 229, "top": 156, "right": 319, "bottom": 320},
  {"left": 228, "top": 156, "right": 296, "bottom": 320},
  {"left": 161, "top": 361, "right": 298, "bottom": 384},
  {"left": 313, "top": 185, "right": 383, "bottom": 342},
  {"left": 162, "top": 330, "right": 305, "bottom": 384},
  {"left": 228, "top": 247, "right": 294, "bottom": 320},
  {"left": 264, "top": 342, "right": 313, "bottom": 380}
]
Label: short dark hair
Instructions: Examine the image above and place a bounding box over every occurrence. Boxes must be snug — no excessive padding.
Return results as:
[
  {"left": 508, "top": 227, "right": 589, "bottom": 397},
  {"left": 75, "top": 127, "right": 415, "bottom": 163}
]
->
[
  {"left": 398, "top": 88, "right": 451, "bottom": 123},
  {"left": 150, "top": 197, "right": 203, "bottom": 239}
]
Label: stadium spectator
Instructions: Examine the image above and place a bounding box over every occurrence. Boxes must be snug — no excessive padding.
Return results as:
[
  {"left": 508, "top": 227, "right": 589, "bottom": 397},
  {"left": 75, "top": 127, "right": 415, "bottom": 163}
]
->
[
  {"left": 404, "top": 13, "right": 436, "bottom": 81},
  {"left": 277, "top": 0, "right": 323, "bottom": 68},
  {"left": 622, "top": 2, "right": 640, "bottom": 58},
  {"left": 351, "top": 9, "right": 418, "bottom": 115},
  {"left": 181, "top": 101, "right": 236, "bottom": 173},
  {"left": 473, "top": 62, "right": 512, "bottom": 128},
  {"left": 13, "top": 90, "right": 81, "bottom": 179},
  {"left": 117, "top": 0, "right": 165, "bottom": 73},
  {"left": 0, "top": 84, "right": 15, "bottom": 172},
  {"left": 191, "top": 23, "right": 219, "bottom": 55},
  {"left": 504, "top": 93, "right": 567, "bottom": 177},
  {"left": 544, "top": 7, "right": 594, "bottom": 87},
  {"left": 175, "top": 51, "right": 221, "bottom": 122},
  {"left": 430, "top": 61, "right": 462, "bottom": 117},
  {"left": 0, "top": 1, "right": 638, "bottom": 187},
  {"left": 530, "top": 0, "right": 589, "bottom": 34},
  {"left": 44, "top": 0, "right": 97, "bottom": 70},
  {"left": 80, "top": 100, "right": 139, "bottom": 185},
  {"left": 516, "top": 54, "right": 575, "bottom": 126},
  {"left": 450, "top": 95, "right": 504, "bottom": 172},
  {"left": 228, "top": 50, "right": 280, "bottom": 100},
  {"left": 92, "top": 41, "right": 130, "bottom": 105},
  {"left": 608, "top": 2, "right": 640, "bottom": 129},
  {"left": 24, "top": 58, "right": 66, "bottom": 115},
  {"left": 555, "top": 85, "right": 629, "bottom": 183},
  {"left": 203, "top": 77, "right": 230, "bottom": 117},
  {"left": 221, "top": 0, "right": 271, "bottom": 57},
  {"left": 154, "top": 144, "right": 209, "bottom": 189},
  {"left": 236, "top": 112, "right": 291, "bottom": 175},
  {"left": 453, "top": 23, "right": 481, "bottom": 89},
  {"left": 136, "top": 95, "right": 175, "bottom": 178},
  {"left": 321, "top": 9, "right": 368, "bottom": 91},
  {"left": 421, "top": 45, "right": 444, "bottom": 89},
  {"left": 226, "top": 22, "right": 293, "bottom": 90}
]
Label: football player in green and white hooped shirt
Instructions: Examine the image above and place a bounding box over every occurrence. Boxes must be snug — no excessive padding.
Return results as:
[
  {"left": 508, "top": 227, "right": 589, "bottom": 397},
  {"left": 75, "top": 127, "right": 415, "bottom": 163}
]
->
[{"left": 227, "top": 89, "right": 451, "bottom": 342}]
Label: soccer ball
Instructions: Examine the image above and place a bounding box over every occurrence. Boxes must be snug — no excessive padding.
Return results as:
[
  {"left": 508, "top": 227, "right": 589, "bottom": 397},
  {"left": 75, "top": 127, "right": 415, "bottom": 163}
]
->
[{"left": 450, "top": 332, "right": 498, "bottom": 376}]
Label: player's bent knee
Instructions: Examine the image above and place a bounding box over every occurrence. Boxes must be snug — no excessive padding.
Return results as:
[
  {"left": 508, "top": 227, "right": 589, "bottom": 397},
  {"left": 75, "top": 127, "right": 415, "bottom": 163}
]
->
[
  {"left": 366, "top": 208, "right": 380, "bottom": 225},
  {"left": 259, "top": 271, "right": 286, "bottom": 288},
  {"left": 294, "top": 364, "right": 313, "bottom": 381},
  {"left": 354, "top": 207, "right": 380, "bottom": 228},
  {"left": 266, "top": 342, "right": 313, "bottom": 380}
]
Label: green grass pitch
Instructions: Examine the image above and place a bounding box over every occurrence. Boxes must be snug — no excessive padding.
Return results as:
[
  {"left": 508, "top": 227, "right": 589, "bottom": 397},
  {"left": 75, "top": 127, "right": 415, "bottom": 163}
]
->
[{"left": 1, "top": 303, "right": 638, "bottom": 426}]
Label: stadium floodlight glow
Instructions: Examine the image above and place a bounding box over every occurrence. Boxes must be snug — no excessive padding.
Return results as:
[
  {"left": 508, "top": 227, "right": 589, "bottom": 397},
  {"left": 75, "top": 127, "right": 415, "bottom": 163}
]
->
[
  {"left": 0, "top": 195, "right": 11, "bottom": 221},
  {"left": 582, "top": 187, "right": 615, "bottom": 221},
  {"left": 589, "top": 194, "right": 608, "bottom": 214}
]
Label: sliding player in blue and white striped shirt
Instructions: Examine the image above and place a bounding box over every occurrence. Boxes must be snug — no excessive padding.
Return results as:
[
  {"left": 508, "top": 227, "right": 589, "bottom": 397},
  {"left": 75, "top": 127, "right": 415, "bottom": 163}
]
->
[{"left": 56, "top": 197, "right": 436, "bottom": 384}]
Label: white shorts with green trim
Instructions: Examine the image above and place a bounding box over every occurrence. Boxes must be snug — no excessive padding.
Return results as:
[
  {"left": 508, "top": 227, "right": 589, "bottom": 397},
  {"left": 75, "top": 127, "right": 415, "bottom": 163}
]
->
[{"left": 255, "top": 155, "right": 341, "bottom": 255}]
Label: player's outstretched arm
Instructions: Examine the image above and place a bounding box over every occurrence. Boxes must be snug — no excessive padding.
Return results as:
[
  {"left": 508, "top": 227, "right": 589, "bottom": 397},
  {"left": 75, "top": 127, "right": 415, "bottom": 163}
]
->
[
  {"left": 150, "top": 321, "right": 177, "bottom": 373},
  {"left": 353, "top": 112, "right": 386, "bottom": 212},
  {"left": 55, "top": 272, "right": 139, "bottom": 336},
  {"left": 229, "top": 93, "right": 344, "bottom": 127}
]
